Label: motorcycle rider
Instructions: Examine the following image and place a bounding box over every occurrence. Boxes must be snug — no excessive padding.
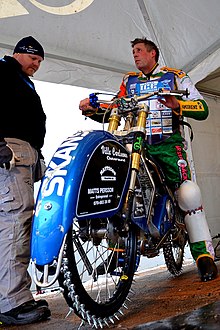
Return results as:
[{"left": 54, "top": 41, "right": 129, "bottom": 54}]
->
[{"left": 79, "top": 37, "right": 218, "bottom": 282}]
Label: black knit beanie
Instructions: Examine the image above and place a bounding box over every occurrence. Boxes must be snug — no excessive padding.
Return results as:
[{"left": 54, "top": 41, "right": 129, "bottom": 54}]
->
[{"left": 13, "top": 36, "right": 44, "bottom": 59}]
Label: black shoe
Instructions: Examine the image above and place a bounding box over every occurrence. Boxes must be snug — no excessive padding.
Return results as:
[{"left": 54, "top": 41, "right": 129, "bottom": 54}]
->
[
  {"left": 197, "top": 256, "right": 218, "bottom": 282},
  {"left": 0, "top": 299, "right": 51, "bottom": 325},
  {"left": 35, "top": 299, "right": 49, "bottom": 307}
]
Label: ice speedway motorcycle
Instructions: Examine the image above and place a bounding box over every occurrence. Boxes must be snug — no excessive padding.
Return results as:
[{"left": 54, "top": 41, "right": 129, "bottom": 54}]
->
[{"left": 31, "top": 87, "right": 190, "bottom": 328}]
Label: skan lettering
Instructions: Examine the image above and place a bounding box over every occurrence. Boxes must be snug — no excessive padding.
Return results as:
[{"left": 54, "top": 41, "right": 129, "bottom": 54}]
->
[{"left": 43, "top": 133, "right": 87, "bottom": 197}]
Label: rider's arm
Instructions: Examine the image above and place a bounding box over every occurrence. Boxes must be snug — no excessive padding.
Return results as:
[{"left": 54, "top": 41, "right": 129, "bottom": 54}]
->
[
  {"left": 175, "top": 74, "right": 208, "bottom": 120},
  {"left": 79, "top": 77, "right": 127, "bottom": 123},
  {"left": 78, "top": 97, "right": 108, "bottom": 123}
]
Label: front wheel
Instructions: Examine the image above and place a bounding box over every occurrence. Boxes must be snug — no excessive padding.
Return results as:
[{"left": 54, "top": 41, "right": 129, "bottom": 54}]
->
[{"left": 58, "top": 217, "right": 138, "bottom": 328}]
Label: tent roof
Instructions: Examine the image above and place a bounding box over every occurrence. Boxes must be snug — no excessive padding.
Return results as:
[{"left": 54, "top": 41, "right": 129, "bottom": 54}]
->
[{"left": 1, "top": 0, "right": 220, "bottom": 95}]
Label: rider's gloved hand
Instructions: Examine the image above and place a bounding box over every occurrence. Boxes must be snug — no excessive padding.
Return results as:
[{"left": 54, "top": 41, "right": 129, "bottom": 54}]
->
[
  {"left": 0, "top": 139, "right": 14, "bottom": 170},
  {"left": 79, "top": 98, "right": 98, "bottom": 116}
]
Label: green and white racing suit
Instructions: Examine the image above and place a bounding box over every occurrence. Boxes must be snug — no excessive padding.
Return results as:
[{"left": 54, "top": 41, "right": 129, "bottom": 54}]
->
[{"left": 88, "top": 65, "right": 214, "bottom": 263}]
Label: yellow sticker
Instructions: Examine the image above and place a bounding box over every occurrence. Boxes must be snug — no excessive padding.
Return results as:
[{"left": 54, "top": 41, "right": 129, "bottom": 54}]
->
[
  {"left": 179, "top": 100, "right": 204, "bottom": 111},
  {"left": 120, "top": 275, "right": 128, "bottom": 281}
]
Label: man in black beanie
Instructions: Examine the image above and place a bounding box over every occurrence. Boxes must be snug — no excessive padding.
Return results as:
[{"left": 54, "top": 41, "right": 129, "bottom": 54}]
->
[
  {"left": 13, "top": 36, "right": 45, "bottom": 59},
  {"left": 0, "top": 36, "right": 51, "bottom": 325}
]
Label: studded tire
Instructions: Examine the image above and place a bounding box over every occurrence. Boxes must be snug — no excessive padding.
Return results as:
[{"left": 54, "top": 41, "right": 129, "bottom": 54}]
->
[
  {"left": 163, "top": 207, "right": 188, "bottom": 276},
  {"left": 58, "top": 218, "right": 137, "bottom": 327}
]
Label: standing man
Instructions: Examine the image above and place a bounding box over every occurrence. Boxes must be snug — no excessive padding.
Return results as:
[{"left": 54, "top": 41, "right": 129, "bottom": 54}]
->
[
  {"left": 0, "top": 36, "right": 51, "bottom": 325},
  {"left": 79, "top": 38, "right": 218, "bottom": 282}
]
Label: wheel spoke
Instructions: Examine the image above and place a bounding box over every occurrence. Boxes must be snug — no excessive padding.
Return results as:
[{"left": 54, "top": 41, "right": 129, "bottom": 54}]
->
[{"left": 58, "top": 218, "right": 137, "bottom": 326}]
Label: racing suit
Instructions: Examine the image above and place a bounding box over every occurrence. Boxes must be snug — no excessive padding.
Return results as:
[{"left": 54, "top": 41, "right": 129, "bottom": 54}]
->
[{"left": 89, "top": 64, "right": 214, "bottom": 264}]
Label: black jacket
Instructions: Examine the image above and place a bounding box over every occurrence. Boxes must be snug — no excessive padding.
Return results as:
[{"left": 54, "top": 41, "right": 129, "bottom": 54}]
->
[{"left": 0, "top": 56, "right": 46, "bottom": 153}]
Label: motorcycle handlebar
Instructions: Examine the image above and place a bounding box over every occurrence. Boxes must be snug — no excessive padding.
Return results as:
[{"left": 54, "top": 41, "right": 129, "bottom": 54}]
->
[
  {"left": 124, "top": 88, "right": 189, "bottom": 102},
  {"left": 89, "top": 88, "right": 189, "bottom": 109}
]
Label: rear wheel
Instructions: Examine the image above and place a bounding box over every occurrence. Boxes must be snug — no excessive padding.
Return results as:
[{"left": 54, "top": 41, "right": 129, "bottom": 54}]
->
[
  {"left": 163, "top": 207, "right": 188, "bottom": 276},
  {"left": 58, "top": 217, "right": 137, "bottom": 327}
]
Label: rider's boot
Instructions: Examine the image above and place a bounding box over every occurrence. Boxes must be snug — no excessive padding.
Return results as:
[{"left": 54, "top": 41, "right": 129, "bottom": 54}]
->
[
  {"left": 176, "top": 180, "right": 218, "bottom": 282},
  {"left": 196, "top": 255, "right": 218, "bottom": 282}
]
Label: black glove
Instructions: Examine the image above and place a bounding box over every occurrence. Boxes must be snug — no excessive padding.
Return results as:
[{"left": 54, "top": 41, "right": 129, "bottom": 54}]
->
[{"left": 0, "top": 140, "right": 13, "bottom": 170}]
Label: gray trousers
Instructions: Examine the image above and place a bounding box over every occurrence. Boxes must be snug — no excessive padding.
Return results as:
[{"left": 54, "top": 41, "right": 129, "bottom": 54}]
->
[{"left": 0, "top": 138, "right": 38, "bottom": 313}]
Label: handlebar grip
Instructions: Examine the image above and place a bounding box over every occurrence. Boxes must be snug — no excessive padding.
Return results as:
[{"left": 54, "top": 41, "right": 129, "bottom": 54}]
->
[
  {"left": 158, "top": 88, "right": 190, "bottom": 97},
  {"left": 169, "top": 89, "right": 189, "bottom": 97}
]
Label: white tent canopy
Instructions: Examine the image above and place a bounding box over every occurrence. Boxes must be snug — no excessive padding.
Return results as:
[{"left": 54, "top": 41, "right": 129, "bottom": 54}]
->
[
  {"left": 0, "top": 0, "right": 220, "bottom": 95},
  {"left": 1, "top": 0, "right": 220, "bottom": 235}
]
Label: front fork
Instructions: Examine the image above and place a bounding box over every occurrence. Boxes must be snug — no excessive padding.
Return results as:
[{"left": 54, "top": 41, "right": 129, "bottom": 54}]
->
[
  {"left": 107, "top": 105, "right": 147, "bottom": 223},
  {"left": 121, "top": 108, "right": 147, "bottom": 221}
]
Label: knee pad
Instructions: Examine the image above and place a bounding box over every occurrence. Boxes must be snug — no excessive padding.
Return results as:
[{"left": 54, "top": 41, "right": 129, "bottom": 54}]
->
[
  {"left": 176, "top": 180, "right": 202, "bottom": 212},
  {"left": 176, "top": 180, "right": 212, "bottom": 243}
]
